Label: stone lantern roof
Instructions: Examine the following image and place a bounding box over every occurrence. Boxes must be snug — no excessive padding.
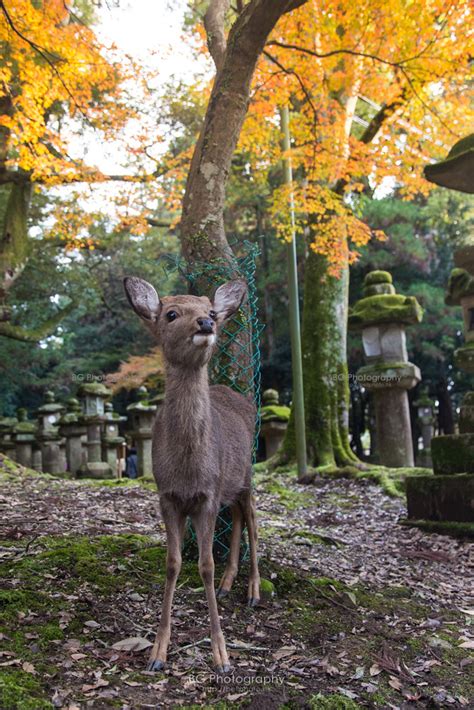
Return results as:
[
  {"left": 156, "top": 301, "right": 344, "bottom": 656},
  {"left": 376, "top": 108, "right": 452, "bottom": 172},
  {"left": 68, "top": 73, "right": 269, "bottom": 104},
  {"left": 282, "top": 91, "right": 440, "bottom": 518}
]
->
[
  {"left": 260, "top": 389, "right": 290, "bottom": 423},
  {"left": 78, "top": 381, "right": 112, "bottom": 398},
  {"left": 127, "top": 386, "right": 157, "bottom": 414},
  {"left": 37, "top": 391, "right": 65, "bottom": 416},
  {"left": 13, "top": 408, "right": 36, "bottom": 435},
  {"left": 348, "top": 271, "right": 423, "bottom": 330},
  {"left": 59, "top": 398, "right": 82, "bottom": 425},
  {"left": 424, "top": 134, "right": 474, "bottom": 194},
  {"left": 445, "top": 269, "right": 474, "bottom": 306}
]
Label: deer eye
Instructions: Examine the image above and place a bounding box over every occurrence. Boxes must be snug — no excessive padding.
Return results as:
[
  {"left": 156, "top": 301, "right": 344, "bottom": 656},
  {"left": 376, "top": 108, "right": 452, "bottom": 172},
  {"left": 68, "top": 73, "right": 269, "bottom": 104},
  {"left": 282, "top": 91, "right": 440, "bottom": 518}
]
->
[
  {"left": 166, "top": 311, "right": 178, "bottom": 322},
  {"left": 209, "top": 310, "right": 217, "bottom": 321}
]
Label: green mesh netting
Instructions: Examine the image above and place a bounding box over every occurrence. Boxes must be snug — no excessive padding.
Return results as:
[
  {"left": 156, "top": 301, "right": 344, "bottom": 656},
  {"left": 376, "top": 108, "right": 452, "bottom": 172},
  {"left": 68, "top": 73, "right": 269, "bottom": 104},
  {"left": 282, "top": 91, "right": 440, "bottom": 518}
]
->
[{"left": 159, "top": 240, "right": 263, "bottom": 562}]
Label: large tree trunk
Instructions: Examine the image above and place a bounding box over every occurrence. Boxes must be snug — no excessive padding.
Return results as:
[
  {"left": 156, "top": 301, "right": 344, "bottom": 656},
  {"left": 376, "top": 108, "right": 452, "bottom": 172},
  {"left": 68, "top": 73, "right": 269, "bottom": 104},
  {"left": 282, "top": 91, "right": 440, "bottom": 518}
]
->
[
  {"left": 179, "top": 0, "right": 307, "bottom": 267},
  {"left": 283, "top": 239, "right": 359, "bottom": 468}
]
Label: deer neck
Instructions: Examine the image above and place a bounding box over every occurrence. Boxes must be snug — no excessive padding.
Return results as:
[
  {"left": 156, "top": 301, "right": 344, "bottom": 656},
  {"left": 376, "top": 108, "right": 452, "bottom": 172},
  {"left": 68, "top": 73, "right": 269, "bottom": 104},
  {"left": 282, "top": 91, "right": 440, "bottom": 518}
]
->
[{"left": 163, "top": 364, "right": 211, "bottom": 447}]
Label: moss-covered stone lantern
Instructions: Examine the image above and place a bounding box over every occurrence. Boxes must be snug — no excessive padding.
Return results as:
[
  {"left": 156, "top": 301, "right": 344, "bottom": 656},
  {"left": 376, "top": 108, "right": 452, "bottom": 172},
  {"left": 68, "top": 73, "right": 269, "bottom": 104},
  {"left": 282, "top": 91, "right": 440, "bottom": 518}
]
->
[
  {"left": 13, "top": 408, "right": 37, "bottom": 468},
  {"left": 36, "top": 391, "right": 65, "bottom": 474},
  {"left": 126, "top": 386, "right": 157, "bottom": 479},
  {"left": 59, "top": 398, "right": 87, "bottom": 477},
  {"left": 260, "top": 389, "right": 291, "bottom": 459},
  {"left": 101, "top": 402, "right": 126, "bottom": 476},
  {"left": 406, "top": 134, "right": 474, "bottom": 526},
  {"left": 0, "top": 415, "right": 18, "bottom": 459},
  {"left": 349, "top": 271, "right": 423, "bottom": 467},
  {"left": 413, "top": 390, "right": 435, "bottom": 467},
  {"left": 446, "top": 259, "right": 474, "bottom": 373},
  {"left": 77, "top": 381, "right": 113, "bottom": 479}
]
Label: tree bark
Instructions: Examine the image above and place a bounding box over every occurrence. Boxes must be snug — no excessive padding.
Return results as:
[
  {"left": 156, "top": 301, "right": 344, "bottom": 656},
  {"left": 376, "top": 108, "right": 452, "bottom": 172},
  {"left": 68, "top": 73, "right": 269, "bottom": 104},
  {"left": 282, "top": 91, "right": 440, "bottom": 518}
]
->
[
  {"left": 282, "top": 240, "right": 358, "bottom": 467},
  {"left": 180, "top": 0, "right": 308, "bottom": 268}
]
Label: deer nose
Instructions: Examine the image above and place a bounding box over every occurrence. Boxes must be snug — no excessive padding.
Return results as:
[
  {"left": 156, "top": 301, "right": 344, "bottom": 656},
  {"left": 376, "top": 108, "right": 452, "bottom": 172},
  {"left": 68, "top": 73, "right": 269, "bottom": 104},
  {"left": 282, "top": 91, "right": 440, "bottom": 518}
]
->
[{"left": 197, "top": 318, "right": 214, "bottom": 333}]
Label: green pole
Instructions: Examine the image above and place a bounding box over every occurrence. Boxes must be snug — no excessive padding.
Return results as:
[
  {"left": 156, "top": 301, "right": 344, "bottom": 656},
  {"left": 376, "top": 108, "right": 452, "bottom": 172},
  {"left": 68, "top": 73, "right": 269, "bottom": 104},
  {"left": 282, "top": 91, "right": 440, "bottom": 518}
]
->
[{"left": 280, "top": 105, "right": 307, "bottom": 480}]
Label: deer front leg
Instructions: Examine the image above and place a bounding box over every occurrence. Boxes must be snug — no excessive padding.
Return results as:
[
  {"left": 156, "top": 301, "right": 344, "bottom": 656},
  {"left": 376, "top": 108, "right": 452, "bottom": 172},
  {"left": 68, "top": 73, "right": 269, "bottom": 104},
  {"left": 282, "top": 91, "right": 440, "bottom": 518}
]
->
[
  {"left": 217, "top": 503, "right": 243, "bottom": 598},
  {"left": 242, "top": 490, "right": 260, "bottom": 607},
  {"left": 148, "top": 502, "right": 186, "bottom": 671},
  {"left": 192, "top": 507, "right": 231, "bottom": 673}
]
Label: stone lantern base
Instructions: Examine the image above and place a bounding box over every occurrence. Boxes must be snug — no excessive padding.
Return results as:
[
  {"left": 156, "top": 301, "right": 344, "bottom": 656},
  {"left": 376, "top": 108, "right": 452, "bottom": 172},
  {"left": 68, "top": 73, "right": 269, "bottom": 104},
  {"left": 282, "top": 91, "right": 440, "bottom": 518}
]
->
[
  {"left": 77, "top": 461, "right": 114, "bottom": 479},
  {"left": 406, "top": 474, "right": 474, "bottom": 524},
  {"left": 261, "top": 420, "right": 288, "bottom": 459},
  {"left": 406, "top": 394, "right": 474, "bottom": 525}
]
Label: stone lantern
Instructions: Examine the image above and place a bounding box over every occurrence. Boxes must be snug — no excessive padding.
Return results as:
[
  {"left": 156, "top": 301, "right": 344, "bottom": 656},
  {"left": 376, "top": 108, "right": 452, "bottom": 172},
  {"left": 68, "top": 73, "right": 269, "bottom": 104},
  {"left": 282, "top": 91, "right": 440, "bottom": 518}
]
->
[
  {"left": 77, "top": 381, "right": 113, "bottom": 478},
  {"left": 101, "top": 402, "right": 126, "bottom": 476},
  {"left": 260, "top": 389, "right": 290, "bottom": 459},
  {"left": 413, "top": 390, "right": 435, "bottom": 467},
  {"left": 36, "top": 391, "right": 65, "bottom": 474},
  {"left": 59, "top": 398, "right": 87, "bottom": 477},
  {"left": 126, "top": 386, "right": 157, "bottom": 479},
  {"left": 13, "top": 409, "right": 37, "bottom": 468},
  {"left": 348, "top": 270, "right": 423, "bottom": 467},
  {"left": 406, "top": 134, "right": 474, "bottom": 525},
  {"left": 0, "top": 415, "right": 18, "bottom": 459}
]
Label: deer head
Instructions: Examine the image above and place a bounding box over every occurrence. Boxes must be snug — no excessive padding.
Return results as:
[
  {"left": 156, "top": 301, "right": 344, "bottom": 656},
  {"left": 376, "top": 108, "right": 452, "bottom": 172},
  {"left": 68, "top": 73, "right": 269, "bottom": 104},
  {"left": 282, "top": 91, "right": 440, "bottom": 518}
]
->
[{"left": 123, "top": 277, "right": 247, "bottom": 368}]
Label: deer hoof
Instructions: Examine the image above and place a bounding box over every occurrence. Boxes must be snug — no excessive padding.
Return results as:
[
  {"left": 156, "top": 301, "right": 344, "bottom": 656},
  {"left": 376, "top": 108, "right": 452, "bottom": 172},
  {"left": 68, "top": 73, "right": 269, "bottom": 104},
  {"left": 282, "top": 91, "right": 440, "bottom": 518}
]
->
[
  {"left": 216, "top": 588, "right": 229, "bottom": 599},
  {"left": 247, "top": 596, "right": 260, "bottom": 608},
  {"left": 147, "top": 659, "right": 165, "bottom": 672},
  {"left": 216, "top": 663, "right": 231, "bottom": 674}
]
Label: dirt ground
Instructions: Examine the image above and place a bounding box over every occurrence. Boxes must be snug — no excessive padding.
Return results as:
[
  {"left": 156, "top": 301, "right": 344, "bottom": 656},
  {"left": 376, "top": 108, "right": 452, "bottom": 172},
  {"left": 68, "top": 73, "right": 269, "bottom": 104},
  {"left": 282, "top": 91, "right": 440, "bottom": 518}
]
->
[{"left": 1, "top": 455, "right": 473, "bottom": 709}]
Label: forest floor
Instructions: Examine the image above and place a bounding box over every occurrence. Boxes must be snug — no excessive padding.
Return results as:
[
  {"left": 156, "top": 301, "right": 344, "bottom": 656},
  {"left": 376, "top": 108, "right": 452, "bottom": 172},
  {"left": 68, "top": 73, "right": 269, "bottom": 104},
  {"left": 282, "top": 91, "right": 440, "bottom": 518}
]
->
[{"left": 0, "top": 455, "right": 473, "bottom": 710}]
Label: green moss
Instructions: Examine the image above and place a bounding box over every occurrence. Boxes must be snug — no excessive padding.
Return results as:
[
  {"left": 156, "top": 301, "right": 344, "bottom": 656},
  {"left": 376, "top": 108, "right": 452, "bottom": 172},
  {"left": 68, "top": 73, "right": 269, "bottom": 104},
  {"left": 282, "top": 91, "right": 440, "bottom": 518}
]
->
[
  {"left": 401, "top": 518, "right": 474, "bottom": 538},
  {"left": 432, "top": 433, "right": 474, "bottom": 474},
  {"left": 0, "top": 534, "right": 168, "bottom": 598},
  {"left": 260, "top": 404, "right": 291, "bottom": 422},
  {"left": 445, "top": 267, "right": 474, "bottom": 305},
  {"left": 348, "top": 293, "right": 423, "bottom": 329},
  {"left": 292, "top": 530, "right": 339, "bottom": 546},
  {"left": 259, "top": 578, "right": 275, "bottom": 600},
  {"left": 364, "top": 270, "right": 393, "bottom": 286},
  {"left": 80, "top": 477, "right": 157, "bottom": 491},
  {"left": 0, "top": 669, "right": 52, "bottom": 710},
  {"left": 355, "top": 466, "right": 432, "bottom": 498},
  {"left": 309, "top": 693, "right": 362, "bottom": 709},
  {"left": 262, "top": 480, "right": 306, "bottom": 510},
  {"left": 282, "top": 249, "right": 357, "bottom": 468},
  {"left": 454, "top": 341, "right": 474, "bottom": 373}
]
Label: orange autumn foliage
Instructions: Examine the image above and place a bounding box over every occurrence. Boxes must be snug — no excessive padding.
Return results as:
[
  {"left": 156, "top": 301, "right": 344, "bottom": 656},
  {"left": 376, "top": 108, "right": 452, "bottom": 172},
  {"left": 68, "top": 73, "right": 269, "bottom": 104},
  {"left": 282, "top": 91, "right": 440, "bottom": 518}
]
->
[
  {"left": 0, "top": 0, "right": 139, "bottom": 183},
  {"left": 233, "top": 0, "right": 473, "bottom": 274},
  {"left": 106, "top": 347, "right": 165, "bottom": 394}
]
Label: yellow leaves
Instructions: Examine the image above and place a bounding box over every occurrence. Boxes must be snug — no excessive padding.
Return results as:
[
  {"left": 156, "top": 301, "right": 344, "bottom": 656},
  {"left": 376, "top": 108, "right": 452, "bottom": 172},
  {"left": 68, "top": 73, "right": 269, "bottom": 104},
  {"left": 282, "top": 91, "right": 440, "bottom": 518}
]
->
[
  {"left": 235, "top": 0, "right": 474, "bottom": 270},
  {"left": 0, "top": 0, "right": 141, "bottom": 178},
  {"left": 270, "top": 182, "right": 386, "bottom": 275}
]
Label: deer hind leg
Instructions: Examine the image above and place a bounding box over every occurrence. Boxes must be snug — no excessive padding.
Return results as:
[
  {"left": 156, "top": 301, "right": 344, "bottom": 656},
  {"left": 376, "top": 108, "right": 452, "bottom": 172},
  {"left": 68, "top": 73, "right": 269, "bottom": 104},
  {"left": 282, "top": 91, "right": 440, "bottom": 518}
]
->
[
  {"left": 147, "top": 501, "right": 186, "bottom": 671},
  {"left": 241, "top": 489, "right": 260, "bottom": 607},
  {"left": 217, "top": 503, "right": 244, "bottom": 598},
  {"left": 192, "top": 506, "right": 231, "bottom": 672}
]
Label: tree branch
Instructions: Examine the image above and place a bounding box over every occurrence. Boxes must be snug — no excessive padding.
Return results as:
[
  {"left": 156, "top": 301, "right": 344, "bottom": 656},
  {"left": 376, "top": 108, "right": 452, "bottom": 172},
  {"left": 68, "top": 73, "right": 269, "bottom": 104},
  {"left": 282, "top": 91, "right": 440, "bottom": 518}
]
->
[
  {"left": 267, "top": 40, "right": 456, "bottom": 135},
  {"left": 181, "top": 0, "right": 309, "bottom": 264},
  {"left": 204, "top": 0, "right": 230, "bottom": 72},
  {"left": 0, "top": 301, "right": 76, "bottom": 342},
  {"left": 0, "top": 0, "right": 89, "bottom": 121},
  {"left": 263, "top": 50, "right": 318, "bottom": 117}
]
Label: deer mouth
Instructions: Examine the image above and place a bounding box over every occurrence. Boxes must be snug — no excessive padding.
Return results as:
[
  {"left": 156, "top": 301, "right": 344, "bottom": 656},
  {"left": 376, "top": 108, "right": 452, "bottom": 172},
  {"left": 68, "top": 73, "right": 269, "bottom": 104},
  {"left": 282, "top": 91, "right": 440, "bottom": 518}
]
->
[{"left": 192, "top": 332, "right": 216, "bottom": 347}]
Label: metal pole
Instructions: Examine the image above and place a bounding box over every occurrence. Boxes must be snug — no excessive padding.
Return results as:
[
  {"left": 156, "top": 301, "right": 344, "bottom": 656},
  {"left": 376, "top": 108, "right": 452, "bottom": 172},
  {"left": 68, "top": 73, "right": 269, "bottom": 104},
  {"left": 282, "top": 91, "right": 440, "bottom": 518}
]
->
[{"left": 280, "top": 105, "right": 307, "bottom": 479}]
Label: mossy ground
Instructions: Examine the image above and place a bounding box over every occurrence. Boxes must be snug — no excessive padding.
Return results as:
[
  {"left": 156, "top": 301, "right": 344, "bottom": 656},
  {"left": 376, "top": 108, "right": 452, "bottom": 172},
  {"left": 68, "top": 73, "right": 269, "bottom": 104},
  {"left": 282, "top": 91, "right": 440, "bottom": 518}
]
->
[
  {"left": 1, "top": 457, "right": 472, "bottom": 709},
  {"left": 255, "top": 460, "right": 433, "bottom": 499}
]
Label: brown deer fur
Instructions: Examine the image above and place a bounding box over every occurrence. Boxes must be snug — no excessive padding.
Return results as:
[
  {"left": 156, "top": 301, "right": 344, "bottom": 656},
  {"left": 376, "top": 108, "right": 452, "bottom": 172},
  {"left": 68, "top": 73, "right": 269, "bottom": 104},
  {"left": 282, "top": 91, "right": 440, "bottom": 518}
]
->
[{"left": 123, "top": 276, "right": 260, "bottom": 672}]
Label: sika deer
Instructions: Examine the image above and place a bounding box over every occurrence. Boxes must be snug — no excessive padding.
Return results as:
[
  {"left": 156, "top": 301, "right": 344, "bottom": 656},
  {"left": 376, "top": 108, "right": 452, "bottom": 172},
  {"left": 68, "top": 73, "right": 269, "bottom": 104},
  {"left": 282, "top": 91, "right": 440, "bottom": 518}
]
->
[{"left": 123, "top": 277, "right": 260, "bottom": 672}]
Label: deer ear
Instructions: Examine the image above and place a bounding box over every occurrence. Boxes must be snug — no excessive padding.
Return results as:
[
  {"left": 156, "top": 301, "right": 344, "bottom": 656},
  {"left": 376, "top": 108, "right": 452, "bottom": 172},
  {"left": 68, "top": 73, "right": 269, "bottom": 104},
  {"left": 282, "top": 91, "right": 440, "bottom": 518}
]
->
[
  {"left": 123, "top": 277, "right": 160, "bottom": 322},
  {"left": 212, "top": 279, "right": 247, "bottom": 321}
]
